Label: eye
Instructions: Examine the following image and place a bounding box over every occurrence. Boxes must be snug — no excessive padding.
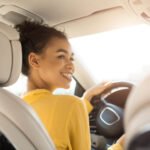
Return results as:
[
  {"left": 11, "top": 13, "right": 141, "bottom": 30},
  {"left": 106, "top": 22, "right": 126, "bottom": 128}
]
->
[
  {"left": 70, "top": 57, "right": 74, "bottom": 61},
  {"left": 57, "top": 55, "right": 65, "bottom": 59}
]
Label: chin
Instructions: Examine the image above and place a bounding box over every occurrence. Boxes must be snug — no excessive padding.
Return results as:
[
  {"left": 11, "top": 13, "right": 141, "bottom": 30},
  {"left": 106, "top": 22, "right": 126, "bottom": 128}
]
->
[
  {"left": 63, "top": 85, "right": 70, "bottom": 89},
  {"left": 62, "top": 84, "right": 70, "bottom": 89}
]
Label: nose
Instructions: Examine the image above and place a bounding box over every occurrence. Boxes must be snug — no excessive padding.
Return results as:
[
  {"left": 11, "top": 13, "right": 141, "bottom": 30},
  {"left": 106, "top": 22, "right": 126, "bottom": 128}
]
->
[{"left": 66, "top": 60, "right": 74, "bottom": 72}]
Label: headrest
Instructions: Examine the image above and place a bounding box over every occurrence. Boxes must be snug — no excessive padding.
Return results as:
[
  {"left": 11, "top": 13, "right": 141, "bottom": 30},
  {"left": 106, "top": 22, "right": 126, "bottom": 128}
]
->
[
  {"left": 0, "top": 22, "right": 22, "bottom": 87},
  {"left": 124, "top": 75, "right": 150, "bottom": 149}
]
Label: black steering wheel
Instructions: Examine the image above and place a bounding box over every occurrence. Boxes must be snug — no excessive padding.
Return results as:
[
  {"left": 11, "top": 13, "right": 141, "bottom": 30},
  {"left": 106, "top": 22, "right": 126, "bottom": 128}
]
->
[{"left": 89, "top": 81, "right": 133, "bottom": 150}]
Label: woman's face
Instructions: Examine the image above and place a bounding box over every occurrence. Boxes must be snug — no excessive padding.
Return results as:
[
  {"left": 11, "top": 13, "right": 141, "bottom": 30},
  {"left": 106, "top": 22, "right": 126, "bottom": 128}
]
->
[{"left": 33, "top": 37, "right": 75, "bottom": 90}]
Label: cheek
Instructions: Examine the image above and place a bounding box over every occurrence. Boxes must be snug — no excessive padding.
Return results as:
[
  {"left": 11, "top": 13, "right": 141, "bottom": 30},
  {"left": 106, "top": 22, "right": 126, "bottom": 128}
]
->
[
  {"left": 40, "top": 62, "right": 62, "bottom": 77},
  {"left": 39, "top": 58, "right": 65, "bottom": 79}
]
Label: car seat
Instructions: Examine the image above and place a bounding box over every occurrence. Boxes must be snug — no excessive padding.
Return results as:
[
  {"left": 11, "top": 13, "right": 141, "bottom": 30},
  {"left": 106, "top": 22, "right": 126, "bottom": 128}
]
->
[
  {"left": 0, "top": 21, "right": 55, "bottom": 150},
  {"left": 125, "top": 75, "right": 150, "bottom": 150}
]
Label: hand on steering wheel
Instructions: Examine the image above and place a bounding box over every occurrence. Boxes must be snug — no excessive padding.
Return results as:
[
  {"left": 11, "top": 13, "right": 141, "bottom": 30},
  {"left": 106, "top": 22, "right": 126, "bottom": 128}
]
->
[
  {"left": 89, "top": 82, "right": 133, "bottom": 138},
  {"left": 82, "top": 82, "right": 112, "bottom": 102}
]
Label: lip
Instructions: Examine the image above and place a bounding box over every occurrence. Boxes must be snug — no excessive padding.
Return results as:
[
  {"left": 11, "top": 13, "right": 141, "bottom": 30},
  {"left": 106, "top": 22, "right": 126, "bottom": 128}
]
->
[{"left": 61, "top": 72, "right": 73, "bottom": 82}]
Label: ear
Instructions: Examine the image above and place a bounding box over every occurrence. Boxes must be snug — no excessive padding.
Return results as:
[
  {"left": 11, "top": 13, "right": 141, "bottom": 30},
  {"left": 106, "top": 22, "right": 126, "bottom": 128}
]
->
[{"left": 28, "top": 52, "right": 41, "bottom": 69}]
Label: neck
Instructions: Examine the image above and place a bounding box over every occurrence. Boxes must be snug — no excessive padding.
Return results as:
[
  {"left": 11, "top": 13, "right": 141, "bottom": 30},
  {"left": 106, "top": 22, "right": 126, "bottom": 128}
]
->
[{"left": 27, "top": 72, "right": 55, "bottom": 93}]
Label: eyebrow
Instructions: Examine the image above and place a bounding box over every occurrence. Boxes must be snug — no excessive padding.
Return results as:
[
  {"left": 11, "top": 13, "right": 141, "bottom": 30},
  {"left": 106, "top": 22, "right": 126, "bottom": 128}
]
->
[{"left": 56, "top": 49, "right": 74, "bottom": 56}]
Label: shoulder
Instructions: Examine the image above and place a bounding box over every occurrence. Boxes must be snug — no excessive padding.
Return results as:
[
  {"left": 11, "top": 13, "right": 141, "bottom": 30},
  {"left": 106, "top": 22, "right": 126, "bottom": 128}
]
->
[
  {"left": 58, "top": 95, "right": 87, "bottom": 114},
  {"left": 53, "top": 95, "right": 87, "bottom": 114}
]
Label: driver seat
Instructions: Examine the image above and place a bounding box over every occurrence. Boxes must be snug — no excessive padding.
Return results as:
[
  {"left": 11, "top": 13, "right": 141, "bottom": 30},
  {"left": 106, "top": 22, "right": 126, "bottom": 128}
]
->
[{"left": 0, "top": 22, "right": 56, "bottom": 150}]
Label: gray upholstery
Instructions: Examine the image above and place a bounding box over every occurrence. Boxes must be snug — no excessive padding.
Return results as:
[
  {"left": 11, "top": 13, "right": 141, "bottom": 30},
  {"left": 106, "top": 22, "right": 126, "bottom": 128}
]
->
[
  {"left": 0, "top": 22, "right": 21, "bottom": 86},
  {"left": 124, "top": 75, "right": 150, "bottom": 149},
  {"left": 0, "top": 22, "right": 55, "bottom": 150}
]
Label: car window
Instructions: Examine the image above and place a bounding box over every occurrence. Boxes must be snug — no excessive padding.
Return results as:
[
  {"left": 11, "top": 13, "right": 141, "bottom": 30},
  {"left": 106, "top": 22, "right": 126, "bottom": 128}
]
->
[
  {"left": 53, "top": 78, "right": 76, "bottom": 95},
  {"left": 5, "top": 74, "right": 28, "bottom": 96},
  {"left": 70, "top": 23, "right": 150, "bottom": 84}
]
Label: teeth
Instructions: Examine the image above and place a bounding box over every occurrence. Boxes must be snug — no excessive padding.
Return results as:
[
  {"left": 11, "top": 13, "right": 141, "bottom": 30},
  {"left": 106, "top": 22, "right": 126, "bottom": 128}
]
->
[{"left": 62, "top": 73, "right": 72, "bottom": 79}]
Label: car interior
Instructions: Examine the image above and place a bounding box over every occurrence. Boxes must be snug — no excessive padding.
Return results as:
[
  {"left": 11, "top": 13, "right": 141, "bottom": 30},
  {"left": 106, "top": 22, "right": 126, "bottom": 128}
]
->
[{"left": 0, "top": 0, "right": 150, "bottom": 150}]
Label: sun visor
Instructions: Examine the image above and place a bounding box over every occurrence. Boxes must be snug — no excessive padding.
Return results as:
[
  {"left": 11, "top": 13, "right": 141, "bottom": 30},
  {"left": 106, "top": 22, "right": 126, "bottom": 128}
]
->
[
  {"left": 0, "top": 5, "right": 43, "bottom": 26},
  {"left": 125, "top": 0, "right": 150, "bottom": 24}
]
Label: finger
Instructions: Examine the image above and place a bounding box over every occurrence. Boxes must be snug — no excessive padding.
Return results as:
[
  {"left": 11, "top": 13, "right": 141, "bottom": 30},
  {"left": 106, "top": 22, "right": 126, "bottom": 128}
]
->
[{"left": 104, "top": 81, "right": 112, "bottom": 87}]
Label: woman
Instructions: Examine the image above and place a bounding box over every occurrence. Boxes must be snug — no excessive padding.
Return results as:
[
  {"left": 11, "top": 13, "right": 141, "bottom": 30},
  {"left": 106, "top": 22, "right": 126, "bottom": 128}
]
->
[{"left": 16, "top": 21, "right": 121, "bottom": 150}]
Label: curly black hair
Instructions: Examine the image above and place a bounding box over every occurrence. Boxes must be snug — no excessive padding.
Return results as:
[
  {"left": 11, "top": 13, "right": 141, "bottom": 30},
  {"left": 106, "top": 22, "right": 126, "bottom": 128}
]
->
[{"left": 15, "top": 21, "right": 67, "bottom": 76}]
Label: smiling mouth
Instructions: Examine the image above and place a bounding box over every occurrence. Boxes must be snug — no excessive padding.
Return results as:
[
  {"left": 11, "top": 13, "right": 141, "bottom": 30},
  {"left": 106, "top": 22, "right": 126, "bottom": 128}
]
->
[{"left": 61, "top": 73, "right": 73, "bottom": 81}]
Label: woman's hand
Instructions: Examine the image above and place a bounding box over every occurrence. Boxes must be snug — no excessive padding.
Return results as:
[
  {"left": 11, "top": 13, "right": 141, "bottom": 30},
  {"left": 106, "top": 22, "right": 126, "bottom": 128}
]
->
[
  {"left": 108, "top": 135, "right": 125, "bottom": 150},
  {"left": 82, "top": 82, "right": 112, "bottom": 102},
  {"left": 116, "top": 134, "right": 125, "bottom": 147}
]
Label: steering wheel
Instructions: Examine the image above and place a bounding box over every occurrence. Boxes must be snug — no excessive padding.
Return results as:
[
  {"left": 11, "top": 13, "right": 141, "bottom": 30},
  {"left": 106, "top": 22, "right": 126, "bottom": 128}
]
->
[{"left": 89, "top": 81, "right": 133, "bottom": 150}]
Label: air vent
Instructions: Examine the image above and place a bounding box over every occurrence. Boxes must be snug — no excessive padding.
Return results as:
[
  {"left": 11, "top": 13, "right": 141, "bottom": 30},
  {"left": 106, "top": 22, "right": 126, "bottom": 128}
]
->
[
  {"left": 0, "top": 5, "right": 43, "bottom": 26},
  {"left": 128, "top": 0, "right": 150, "bottom": 23}
]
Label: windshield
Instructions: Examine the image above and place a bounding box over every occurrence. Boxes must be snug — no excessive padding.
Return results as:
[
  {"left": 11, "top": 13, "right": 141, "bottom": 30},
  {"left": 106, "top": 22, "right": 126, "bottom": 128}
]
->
[{"left": 70, "top": 23, "right": 150, "bottom": 84}]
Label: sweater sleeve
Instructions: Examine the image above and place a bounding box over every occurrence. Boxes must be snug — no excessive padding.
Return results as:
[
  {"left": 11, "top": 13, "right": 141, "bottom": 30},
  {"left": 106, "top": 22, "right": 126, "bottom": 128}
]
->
[
  {"left": 68, "top": 100, "right": 91, "bottom": 150},
  {"left": 108, "top": 143, "right": 123, "bottom": 150},
  {"left": 83, "top": 98, "right": 93, "bottom": 113}
]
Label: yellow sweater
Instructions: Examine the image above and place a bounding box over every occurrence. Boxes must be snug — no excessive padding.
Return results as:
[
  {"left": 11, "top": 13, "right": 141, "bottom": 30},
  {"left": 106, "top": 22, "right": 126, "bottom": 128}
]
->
[
  {"left": 23, "top": 89, "right": 91, "bottom": 150},
  {"left": 23, "top": 89, "right": 122, "bottom": 150}
]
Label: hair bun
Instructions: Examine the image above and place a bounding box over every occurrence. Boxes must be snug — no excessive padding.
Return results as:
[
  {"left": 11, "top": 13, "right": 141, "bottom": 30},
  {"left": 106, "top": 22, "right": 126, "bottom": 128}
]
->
[{"left": 15, "top": 21, "right": 41, "bottom": 42}]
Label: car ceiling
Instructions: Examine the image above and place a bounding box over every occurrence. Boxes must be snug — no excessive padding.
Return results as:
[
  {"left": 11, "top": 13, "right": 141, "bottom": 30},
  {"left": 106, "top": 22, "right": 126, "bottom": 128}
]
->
[
  {"left": 0, "top": 0, "right": 147, "bottom": 37},
  {"left": 0, "top": 0, "right": 125, "bottom": 25}
]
